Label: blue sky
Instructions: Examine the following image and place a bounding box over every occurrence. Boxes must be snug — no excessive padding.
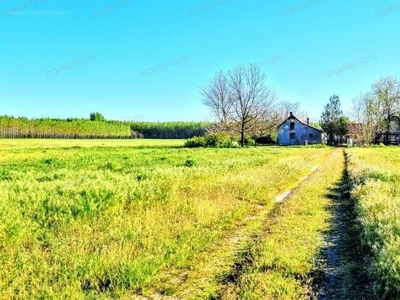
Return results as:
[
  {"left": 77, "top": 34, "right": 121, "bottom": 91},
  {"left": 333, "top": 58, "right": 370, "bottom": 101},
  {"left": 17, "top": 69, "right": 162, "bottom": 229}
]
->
[{"left": 1, "top": 0, "right": 399, "bottom": 122}]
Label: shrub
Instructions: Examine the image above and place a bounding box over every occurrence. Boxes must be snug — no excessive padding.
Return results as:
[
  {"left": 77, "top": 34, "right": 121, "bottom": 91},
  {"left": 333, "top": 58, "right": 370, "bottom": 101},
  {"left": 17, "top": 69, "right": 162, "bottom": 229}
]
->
[
  {"left": 184, "top": 136, "right": 206, "bottom": 148},
  {"left": 242, "top": 136, "right": 256, "bottom": 147},
  {"left": 184, "top": 133, "right": 239, "bottom": 148}
]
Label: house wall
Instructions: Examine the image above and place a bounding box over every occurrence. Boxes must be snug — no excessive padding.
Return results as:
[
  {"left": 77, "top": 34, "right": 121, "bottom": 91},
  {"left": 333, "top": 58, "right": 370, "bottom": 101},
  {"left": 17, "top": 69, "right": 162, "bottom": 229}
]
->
[{"left": 278, "top": 119, "right": 323, "bottom": 145}]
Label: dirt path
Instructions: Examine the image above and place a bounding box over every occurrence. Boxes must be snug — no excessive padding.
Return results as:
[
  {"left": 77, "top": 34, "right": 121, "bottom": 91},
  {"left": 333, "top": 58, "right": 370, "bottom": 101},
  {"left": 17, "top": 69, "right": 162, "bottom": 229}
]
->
[
  {"left": 315, "top": 186, "right": 347, "bottom": 299},
  {"left": 313, "top": 151, "right": 377, "bottom": 300}
]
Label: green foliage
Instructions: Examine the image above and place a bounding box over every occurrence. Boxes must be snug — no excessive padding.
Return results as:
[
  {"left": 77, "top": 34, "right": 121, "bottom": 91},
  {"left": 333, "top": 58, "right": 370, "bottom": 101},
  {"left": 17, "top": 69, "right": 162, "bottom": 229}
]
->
[
  {"left": 320, "top": 95, "right": 348, "bottom": 143},
  {"left": 185, "top": 133, "right": 240, "bottom": 148},
  {"left": 0, "top": 115, "right": 131, "bottom": 138},
  {"left": 184, "top": 133, "right": 258, "bottom": 148},
  {"left": 243, "top": 136, "right": 256, "bottom": 147},
  {"left": 338, "top": 116, "right": 350, "bottom": 136},
  {"left": 184, "top": 136, "right": 206, "bottom": 148},
  {"left": 90, "top": 112, "right": 106, "bottom": 122},
  {"left": 130, "top": 121, "right": 208, "bottom": 139},
  {"left": 0, "top": 116, "right": 210, "bottom": 140}
]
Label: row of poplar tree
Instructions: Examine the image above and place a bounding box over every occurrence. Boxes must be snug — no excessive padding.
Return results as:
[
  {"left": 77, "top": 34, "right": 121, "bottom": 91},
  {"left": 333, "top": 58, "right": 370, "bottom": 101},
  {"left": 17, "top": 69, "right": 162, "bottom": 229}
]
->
[{"left": 0, "top": 114, "right": 207, "bottom": 139}]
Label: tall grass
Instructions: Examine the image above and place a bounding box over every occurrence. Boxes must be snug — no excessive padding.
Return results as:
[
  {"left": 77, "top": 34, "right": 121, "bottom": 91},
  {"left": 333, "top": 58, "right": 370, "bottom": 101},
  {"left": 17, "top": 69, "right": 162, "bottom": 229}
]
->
[
  {"left": 218, "top": 149, "right": 344, "bottom": 299},
  {"left": 346, "top": 147, "right": 400, "bottom": 299},
  {"left": 0, "top": 141, "right": 329, "bottom": 298}
]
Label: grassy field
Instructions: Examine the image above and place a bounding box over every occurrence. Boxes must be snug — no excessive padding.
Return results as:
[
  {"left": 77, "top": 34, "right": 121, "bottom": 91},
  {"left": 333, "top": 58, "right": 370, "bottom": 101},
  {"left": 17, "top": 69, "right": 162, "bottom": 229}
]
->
[
  {"left": 0, "top": 138, "right": 185, "bottom": 150},
  {"left": 346, "top": 146, "right": 400, "bottom": 299},
  {"left": 5, "top": 141, "right": 400, "bottom": 299},
  {"left": 0, "top": 139, "right": 333, "bottom": 299}
]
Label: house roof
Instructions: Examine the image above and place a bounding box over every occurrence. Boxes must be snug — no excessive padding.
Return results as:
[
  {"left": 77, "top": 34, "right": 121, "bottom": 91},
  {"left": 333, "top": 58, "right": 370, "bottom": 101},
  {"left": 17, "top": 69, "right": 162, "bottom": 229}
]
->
[{"left": 277, "top": 113, "right": 324, "bottom": 133}]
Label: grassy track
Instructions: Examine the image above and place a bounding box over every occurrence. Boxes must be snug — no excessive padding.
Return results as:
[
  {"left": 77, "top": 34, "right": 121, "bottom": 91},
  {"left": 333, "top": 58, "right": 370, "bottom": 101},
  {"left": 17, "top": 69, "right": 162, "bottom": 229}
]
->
[
  {"left": 0, "top": 140, "right": 330, "bottom": 299},
  {"left": 213, "top": 149, "right": 344, "bottom": 299}
]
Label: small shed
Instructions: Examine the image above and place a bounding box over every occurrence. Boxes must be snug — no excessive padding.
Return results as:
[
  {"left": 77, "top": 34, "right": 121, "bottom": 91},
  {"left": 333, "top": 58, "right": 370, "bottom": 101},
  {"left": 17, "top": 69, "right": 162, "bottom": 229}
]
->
[{"left": 277, "top": 112, "right": 325, "bottom": 145}]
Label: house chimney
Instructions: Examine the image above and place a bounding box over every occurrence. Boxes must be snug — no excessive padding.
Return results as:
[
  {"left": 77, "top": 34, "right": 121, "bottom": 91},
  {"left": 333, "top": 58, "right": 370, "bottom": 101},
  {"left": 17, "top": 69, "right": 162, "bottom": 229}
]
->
[
  {"left": 307, "top": 118, "right": 309, "bottom": 125},
  {"left": 289, "top": 112, "right": 292, "bottom": 117}
]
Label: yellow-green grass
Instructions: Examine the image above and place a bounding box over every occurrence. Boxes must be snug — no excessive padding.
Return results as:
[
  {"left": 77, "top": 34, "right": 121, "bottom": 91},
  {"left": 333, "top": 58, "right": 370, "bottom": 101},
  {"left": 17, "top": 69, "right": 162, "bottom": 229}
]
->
[
  {"left": 216, "top": 149, "right": 344, "bottom": 299},
  {"left": 346, "top": 147, "right": 400, "bottom": 298},
  {"left": 0, "top": 144, "right": 330, "bottom": 299},
  {"left": 0, "top": 138, "right": 185, "bottom": 150}
]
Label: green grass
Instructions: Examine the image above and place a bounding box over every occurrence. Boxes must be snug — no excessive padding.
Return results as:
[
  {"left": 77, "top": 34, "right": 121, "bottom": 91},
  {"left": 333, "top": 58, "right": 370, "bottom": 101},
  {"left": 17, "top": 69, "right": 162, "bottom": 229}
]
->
[
  {"left": 346, "top": 147, "right": 400, "bottom": 299},
  {"left": 218, "top": 149, "right": 344, "bottom": 299},
  {"left": 0, "top": 139, "right": 331, "bottom": 299},
  {"left": 0, "top": 138, "right": 185, "bottom": 150}
]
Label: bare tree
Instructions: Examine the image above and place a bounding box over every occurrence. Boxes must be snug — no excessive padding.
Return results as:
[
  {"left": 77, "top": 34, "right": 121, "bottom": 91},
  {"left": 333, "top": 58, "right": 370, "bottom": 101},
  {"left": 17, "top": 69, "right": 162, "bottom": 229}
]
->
[
  {"left": 228, "top": 64, "right": 277, "bottom": 146},
  {"left": 275, "top": 101, "right": 308, "bottom": 121},
  {"left": 351, "top": 92, "right": 377, "bottom": 145},
  {"left": 200, "top": 71, "right": 233, "bottom": 132},
  {"left": 201, "top": 64, "right": 277, "bottom": 146},
  {"left": 372, "top": 76, "right": 400, "bottom": 131}
]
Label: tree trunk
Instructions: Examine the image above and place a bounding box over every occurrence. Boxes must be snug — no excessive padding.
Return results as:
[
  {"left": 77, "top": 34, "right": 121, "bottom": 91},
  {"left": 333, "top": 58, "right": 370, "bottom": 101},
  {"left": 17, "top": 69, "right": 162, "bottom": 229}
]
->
[{"left": 240, "top": 123, "right": 245, "bottom": 147}]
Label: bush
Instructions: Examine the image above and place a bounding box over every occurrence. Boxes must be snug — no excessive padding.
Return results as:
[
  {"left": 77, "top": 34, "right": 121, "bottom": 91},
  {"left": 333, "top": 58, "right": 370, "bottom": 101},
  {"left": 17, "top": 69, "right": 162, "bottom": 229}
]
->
[
  {"left": 255, "top": 135, "right": 277, "bottom": 145},
  {"left": 184, "top": 133, "right": 240, "bottom": 148},
  {"left": 242, "top": 136, "right": 256, "bottom": 147},
  {"left": 184, "top": 136, "right": 206, "bottom": 148}
]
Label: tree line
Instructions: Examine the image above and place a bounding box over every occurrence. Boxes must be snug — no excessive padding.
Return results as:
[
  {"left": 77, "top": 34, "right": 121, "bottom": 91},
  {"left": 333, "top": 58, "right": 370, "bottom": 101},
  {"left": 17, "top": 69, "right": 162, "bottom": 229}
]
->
[
  {"left": 0, "top": 115, "right": 208, "bottom": 139},
  {"left": 130, "top": 121, "right": 207, "bottom": 139},
  {"left": 320, "top": 76, "right": 400, "bottom": 145},
  {"left": 351, "top": 76, "right": 400, "bottom": 145},
  {"left": 0, "top": 116, "right": 131, "bottom": 139}
]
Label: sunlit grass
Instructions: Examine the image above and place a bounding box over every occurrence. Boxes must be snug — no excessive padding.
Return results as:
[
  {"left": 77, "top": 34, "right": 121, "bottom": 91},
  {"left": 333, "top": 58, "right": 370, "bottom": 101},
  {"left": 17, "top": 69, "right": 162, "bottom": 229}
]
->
[
  {"left": 0, "top": 138, "right": 185, "bottom": 150},
  {"left": 0, "top": 142, "right": 331, "bottom": 298},
  {"left": 346, "top": 147, "right": 400, "bottom": 299},
  {"left": 219, "top": 149, "right": 344, "bottom": 299}
]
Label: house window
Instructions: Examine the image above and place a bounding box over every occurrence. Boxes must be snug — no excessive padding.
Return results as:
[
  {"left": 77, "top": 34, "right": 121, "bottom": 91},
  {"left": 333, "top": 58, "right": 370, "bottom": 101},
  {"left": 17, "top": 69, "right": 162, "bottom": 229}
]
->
[
  {"left": 290, "top": 122, "right": 295, "bottom": 130},
  {"left": 290, "top": 133, "right": 296, "bottom": 139},
  {"left": 309, "top": 133, "right": 313, "bottom": 138}
]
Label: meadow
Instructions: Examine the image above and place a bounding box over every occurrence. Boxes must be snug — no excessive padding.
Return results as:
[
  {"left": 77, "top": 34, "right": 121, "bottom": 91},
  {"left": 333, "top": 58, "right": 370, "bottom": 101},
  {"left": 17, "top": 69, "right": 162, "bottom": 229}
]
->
[
  {"left": 346, "top": 147, "right": 400, "bottom": 299},
  {"left": 0, "top": 139, "right": 332, "bottom": 299}
]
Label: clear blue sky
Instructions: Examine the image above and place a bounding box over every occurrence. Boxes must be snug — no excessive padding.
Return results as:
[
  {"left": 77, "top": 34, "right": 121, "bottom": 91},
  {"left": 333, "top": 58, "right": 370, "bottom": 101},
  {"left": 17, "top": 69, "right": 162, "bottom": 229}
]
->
[{"left": 1, "top": 0, "right": 399, "bottom": 122}]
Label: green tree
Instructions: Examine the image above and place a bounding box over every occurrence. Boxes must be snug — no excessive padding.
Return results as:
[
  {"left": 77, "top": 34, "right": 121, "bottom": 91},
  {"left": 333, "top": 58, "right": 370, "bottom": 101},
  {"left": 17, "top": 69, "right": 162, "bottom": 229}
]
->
[
  {"left": 338, "top": 116, "right": 350, "bottom": 137},
  {"left": 320, "top": 95, "right": 347, "bottom": 144},
  {"left": 90, "top": 112, "right": 106, "bottom": 122}
]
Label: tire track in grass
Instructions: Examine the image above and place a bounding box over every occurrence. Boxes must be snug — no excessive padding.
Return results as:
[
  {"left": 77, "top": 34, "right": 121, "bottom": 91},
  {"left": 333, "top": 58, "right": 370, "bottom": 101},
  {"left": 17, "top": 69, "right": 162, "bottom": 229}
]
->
[
  {"left": 314, "top": 151, "right": 380, "bottom": 300},
  {"left": 275, "top": 164, "right": 320, "bottom": 203},
  {"left": 217, "top": 149, "right": 343, "bottom": 299},
  {"left": 131, "top": 150, "right": 333, "bottom": 299}
]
